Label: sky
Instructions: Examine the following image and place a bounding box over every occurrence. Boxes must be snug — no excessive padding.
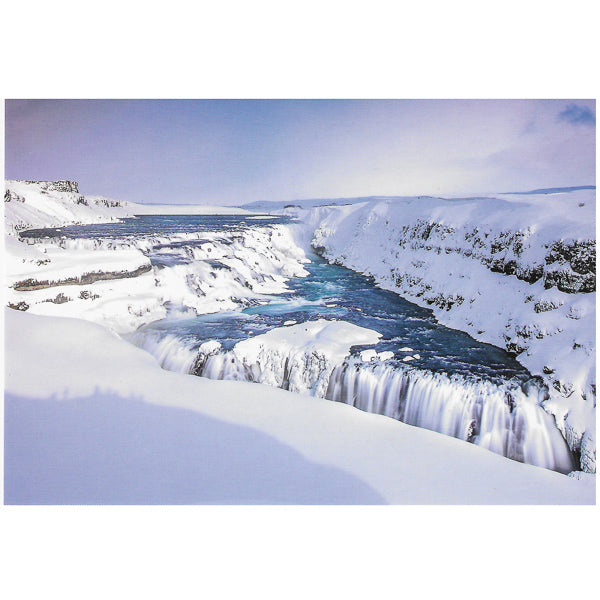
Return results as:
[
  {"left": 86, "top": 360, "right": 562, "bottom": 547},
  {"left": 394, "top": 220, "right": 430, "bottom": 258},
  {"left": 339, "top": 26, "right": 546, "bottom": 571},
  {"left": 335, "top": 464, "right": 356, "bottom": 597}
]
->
[{"left": 4, "top": 99, "right": 596, "bottom": 205}]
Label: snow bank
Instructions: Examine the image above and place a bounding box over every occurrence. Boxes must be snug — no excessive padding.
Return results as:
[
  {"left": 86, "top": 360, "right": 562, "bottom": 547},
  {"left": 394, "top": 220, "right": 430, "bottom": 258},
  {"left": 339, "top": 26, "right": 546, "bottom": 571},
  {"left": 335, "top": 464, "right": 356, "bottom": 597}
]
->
[
  {"left": 199, "top": 319, "right": 381, "bottom": 397},
  {"left": 291, "top": 189, "right": 596, "bottom": 471},
  {"left": 4, "top": 308, "right": 594, "bottom": 504}
]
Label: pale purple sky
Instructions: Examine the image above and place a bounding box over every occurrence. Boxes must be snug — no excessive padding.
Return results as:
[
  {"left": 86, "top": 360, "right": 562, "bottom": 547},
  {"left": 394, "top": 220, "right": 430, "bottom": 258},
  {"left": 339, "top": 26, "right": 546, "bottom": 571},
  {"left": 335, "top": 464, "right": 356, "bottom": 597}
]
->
[{"left": 5, "top": 99, "right": 595, "bottom": 205}]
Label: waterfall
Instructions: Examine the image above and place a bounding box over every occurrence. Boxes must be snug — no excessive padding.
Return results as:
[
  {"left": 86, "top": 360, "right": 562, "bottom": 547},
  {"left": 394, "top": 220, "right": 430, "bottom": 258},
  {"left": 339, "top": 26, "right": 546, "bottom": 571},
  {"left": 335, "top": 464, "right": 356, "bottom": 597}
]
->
[
  {"left": 126, "top": 330, "right": 200, "bottom": 374},
  {"left": 199, "top": 346, "right": 334, "bottom": 398},
  {"left": 127, "top": 327, "right": 575, "bottom": 474},
  {"left": 326, "top": 359, "right": 575, "bottom": 473}
]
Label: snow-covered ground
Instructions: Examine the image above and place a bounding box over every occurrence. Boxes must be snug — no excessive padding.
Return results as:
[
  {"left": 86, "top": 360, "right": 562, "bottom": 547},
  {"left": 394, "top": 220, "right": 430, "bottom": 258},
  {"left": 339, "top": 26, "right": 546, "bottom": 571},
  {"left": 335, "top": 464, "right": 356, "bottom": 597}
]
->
[
  {"left": 4, "top": 308, "right": 594, "bottom": 504},
  {"left": 287, "top": 188, "right": 596, "bottom": 472}
]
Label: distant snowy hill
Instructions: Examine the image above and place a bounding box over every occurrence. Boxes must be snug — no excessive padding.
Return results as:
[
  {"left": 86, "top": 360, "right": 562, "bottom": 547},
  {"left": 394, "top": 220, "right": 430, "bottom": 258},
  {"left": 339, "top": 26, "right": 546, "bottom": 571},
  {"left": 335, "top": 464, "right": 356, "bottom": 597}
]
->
[
  {"left": 240, "top": 196, "right": 404, "bottom": 212},
  {"left": 240, "top": 186, "right": 597, "bottom": 212},
  {"left": 4, "top": 180, "right": 134, "bottom": 235},
  {"left": 4, "top": 179, "right": 255, "bottom": 236}
]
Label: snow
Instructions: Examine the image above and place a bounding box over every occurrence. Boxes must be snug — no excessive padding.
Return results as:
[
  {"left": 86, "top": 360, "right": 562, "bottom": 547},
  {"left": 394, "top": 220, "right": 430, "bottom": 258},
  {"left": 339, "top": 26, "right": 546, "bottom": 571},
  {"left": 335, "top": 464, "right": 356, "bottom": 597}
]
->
[
  {"left": 3, "top": 180, "right": 595, "bottom": 500},
  {"left": 199, "top": 319, "right": 381, "bottom": 397},
  {"left": 4, "top": 180, "right": 134, "bottom": 235},
  {"left": 288, "top": 188, "right": 596, "bottom": 471},
  {"left": 4, "top": 180, "right": 257, "bottom": 237},
  {"left": 234, "top": 319, "right": 381, "bottom": 366},
  {"left": 4, "top": 308, "right": 594, "bottom": 504},
  {"left": 128, "top": 203, "right": 253, "bottom": 215},
  {"left": 6, "top": 244, "right": 150, "bottom": 288}
]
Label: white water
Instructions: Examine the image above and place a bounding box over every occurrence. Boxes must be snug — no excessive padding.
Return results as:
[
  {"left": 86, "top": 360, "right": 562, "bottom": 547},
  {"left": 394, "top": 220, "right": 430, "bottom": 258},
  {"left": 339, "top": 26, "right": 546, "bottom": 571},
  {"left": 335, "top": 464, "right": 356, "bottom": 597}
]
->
[
  {"left": 129, "top": 327, "right": 575, "bottom": 473},
  {"left": 327, "top": 359, "right": 574, "bottom": 473},
  {"left": 127, "top": 330, "right": 199, "bottom": 374}
]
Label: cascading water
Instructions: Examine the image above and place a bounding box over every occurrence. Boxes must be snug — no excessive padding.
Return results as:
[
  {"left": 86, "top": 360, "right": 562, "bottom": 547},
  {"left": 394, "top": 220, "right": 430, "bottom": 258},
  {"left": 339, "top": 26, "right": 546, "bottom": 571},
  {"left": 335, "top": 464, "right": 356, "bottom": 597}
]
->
[
  {"left": 129, "top": 325, "right": 574, "bottom": 474},
  {"left": 326, "top": 359, "right": 574, "bottom": 473}
]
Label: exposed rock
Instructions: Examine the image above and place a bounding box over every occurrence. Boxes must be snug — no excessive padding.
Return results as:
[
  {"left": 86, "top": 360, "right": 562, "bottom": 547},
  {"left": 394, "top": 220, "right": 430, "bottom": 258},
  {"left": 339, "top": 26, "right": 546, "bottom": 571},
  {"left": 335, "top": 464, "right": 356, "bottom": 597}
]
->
[
  {"left": 534, "top": 299, "right": 563, "bottom": 313},
  {"left": 7, "top": 301, "right": 29, "bottom": 311},
  {"left": 79, "top": 290, "right": 100, "bottom": 300},
  {"left": 23, "top": 180, "right": 80, "bottom": 194},
  {"left": 12, "top": 264, "right": 152, "bottom": 291},
  {"left": 544, "top": 268, "right": 595, "bottom": 293},
  {"left": 44, "top": 293, "right": 72, "bottom": 304},
  {"left": 544, "top": 240, "right": 596, "bottom": 293},
  {"left": 4, "top": 189, "right": 25, "bottom": 203}
]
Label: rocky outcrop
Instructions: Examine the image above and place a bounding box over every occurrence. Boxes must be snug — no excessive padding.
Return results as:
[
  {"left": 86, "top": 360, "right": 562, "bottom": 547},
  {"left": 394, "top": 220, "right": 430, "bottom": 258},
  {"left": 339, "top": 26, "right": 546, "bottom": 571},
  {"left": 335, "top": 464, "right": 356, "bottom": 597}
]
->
[
  {"left": 395, "top": 220, "right": 595, "bottom": 294},
  {"left": 24, "top": 180, "right": 80, "bottom": 194},
  {"left": 4, "top": 189, "right": 25, "bottom": 203},
  {"left": 12, "top": 264, "right": 152, "bottom": 291},
  {"left": 5, "top": 179, "right": 133, "bottom": 236},
  {"left": 544, "top": 240, "right": 596, "bottom": 293}
]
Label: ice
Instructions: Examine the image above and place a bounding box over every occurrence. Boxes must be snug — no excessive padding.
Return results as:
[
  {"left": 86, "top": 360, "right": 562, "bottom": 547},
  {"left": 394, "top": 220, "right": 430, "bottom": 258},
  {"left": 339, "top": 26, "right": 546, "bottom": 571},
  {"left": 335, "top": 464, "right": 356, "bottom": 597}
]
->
[
  {"left": 360, "top": 349, "right": 378, "bottom": 362},
  {"left": 199, "top": 319, "right": 382, "bottom": 397}
]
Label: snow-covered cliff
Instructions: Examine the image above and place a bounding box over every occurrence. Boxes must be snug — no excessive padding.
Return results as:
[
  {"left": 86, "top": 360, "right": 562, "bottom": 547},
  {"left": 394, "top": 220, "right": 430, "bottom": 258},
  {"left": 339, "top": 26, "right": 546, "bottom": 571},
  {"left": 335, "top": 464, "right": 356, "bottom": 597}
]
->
[
  {"left": 4, "top": 180, "right": 135, "bottom": 235},
  {"left": 4, "top": 179, "right": 252, "bottom": 236},
  {"left": 293, "top": 189, "right": 596, "bottom": 471}
]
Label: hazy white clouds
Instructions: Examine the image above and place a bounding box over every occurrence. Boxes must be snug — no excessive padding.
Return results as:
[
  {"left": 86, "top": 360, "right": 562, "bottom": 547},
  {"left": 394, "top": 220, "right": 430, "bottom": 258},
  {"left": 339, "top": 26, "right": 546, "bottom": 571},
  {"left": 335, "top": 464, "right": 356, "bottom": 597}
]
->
[{"left": 5, "top": 99, "right": 595, "bottom": 204}]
